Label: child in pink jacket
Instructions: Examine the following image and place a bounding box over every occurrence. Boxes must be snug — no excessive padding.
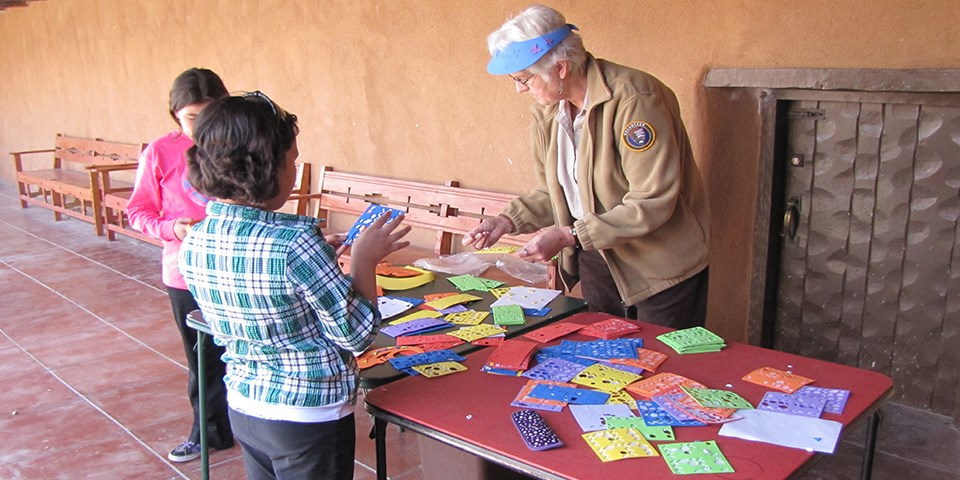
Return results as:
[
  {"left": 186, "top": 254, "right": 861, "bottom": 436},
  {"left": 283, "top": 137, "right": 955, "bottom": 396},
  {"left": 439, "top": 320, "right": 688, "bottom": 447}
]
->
[{"left": 127, "top": 68, "right": 234, "bottom": 462}]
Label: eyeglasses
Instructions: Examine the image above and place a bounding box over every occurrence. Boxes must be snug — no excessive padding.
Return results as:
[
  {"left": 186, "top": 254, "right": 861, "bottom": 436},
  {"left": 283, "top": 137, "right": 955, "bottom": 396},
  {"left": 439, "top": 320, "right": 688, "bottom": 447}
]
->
[
  {"left": 242, "top": 90, "right": 281, "bottom": 117},
  {"left": 509, "top": 73, "right": 537, "bottom": 87}
]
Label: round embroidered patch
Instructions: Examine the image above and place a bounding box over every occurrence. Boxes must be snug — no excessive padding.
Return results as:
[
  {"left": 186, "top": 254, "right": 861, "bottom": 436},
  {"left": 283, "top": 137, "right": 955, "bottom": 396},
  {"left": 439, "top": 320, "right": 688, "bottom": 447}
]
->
[{"left": 622, "top": 121, "right": 656, "bottom": 152}]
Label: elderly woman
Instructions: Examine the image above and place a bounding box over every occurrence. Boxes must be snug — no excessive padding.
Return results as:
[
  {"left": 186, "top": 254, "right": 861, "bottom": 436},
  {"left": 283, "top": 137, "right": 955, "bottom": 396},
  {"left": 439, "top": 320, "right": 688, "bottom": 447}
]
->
[{"left": 463, "top": 4, "right": 710, "bottom": 329}]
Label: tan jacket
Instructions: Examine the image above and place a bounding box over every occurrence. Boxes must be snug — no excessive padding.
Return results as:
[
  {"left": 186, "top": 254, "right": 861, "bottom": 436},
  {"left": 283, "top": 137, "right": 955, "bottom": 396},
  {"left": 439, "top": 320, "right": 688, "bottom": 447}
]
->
[{"left": 502, "top": 55, "right": 709, "bottom": 305}]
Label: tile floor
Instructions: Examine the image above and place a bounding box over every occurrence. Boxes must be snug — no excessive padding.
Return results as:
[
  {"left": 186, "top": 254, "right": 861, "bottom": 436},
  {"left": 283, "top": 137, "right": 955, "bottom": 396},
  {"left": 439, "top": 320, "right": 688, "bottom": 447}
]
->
[{"left": 0, "top": 182, "right": 957, "bottom": 479}]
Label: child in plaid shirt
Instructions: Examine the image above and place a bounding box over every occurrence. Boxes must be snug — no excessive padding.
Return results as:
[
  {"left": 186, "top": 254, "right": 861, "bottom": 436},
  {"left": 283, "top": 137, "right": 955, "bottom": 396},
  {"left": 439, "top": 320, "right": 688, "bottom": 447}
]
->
[{"left": 178, "top": 91, "right": 410, "bottom": 479}]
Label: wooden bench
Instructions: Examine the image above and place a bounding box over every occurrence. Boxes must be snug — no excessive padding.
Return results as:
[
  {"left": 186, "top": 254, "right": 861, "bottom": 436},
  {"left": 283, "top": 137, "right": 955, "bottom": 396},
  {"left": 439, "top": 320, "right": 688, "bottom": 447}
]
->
[
  {"left": 11, "top": 134, "right": 146, "bottom": 236},
  {"left": 296, "top": 166, "right": 558, "bottom": 289},
  {"left": 99, "top": 159, "right": 313, "bottom": 247}
]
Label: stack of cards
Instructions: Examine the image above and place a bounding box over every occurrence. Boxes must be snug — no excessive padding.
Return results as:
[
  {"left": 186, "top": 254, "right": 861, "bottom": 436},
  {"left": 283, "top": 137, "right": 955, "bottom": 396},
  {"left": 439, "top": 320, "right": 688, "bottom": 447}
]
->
[{"left": 656, "top": 326, "right": 726, "bottom": 354}]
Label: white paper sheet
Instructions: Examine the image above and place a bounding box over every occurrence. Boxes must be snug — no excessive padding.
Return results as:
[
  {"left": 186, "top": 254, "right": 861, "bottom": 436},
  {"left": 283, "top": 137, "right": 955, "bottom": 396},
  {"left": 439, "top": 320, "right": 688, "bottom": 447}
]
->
[{"left": 717, "top": 409, "right": 842, "bottom": 453}]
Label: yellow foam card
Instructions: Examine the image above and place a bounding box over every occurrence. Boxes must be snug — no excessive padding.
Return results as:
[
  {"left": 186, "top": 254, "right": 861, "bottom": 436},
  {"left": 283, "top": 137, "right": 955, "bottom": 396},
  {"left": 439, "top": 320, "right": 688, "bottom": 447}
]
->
[
  {"left": 412, "top": 361, "right": 467, "bottom": 378},
  {"left": 376, "top": 267, "right": 435, "bottom": 291},
  {"left": 489, "top": 287, "right": 512, "bottom": 299},
  {"left": 571, "top": 363, "right": 643, "bottom": 393},
  {"left": 425, "top": 293, "right": 483, "bottom": 311},
  {"left": 605, "top": 390, "right": 639, "bottom": 407},
  {"left": 474, "top": 245, "right": 519, "bottom": 254},
  {"left": 446, "top": 324, "right": 506, "bottom": 342},
  {"left": 388, "top": 310, "right": 442, "bottom": 325},
  {"left": 582, "top": 428, "right": 659, "bottom": 462},
  {"left": 445, "top": 310, "right": 490, "bottom": 326}
]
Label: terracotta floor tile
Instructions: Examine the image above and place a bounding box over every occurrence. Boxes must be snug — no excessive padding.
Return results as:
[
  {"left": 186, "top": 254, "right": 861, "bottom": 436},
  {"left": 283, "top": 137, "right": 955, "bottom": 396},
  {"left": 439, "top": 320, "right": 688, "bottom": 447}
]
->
[
  {"left": 21, "top": 326, "right": 142, "bottom": 369},
  {"left": 54, "top": 345, "right": 184, "bottom": 396},
  {"left": 87, "top": 371, "right": 191, "bottom": 431},
  {"left": 0, "top": 398, "right": 127, "bottom": 464},
  {"left": 5, "top": 435, "right": 177, "bottom": 479},
  {"left": 0, "top": 368, "right": 78, "bottom": 414},
  {"left": 0, "top": 342, "right": 48, "bottom": 381}
]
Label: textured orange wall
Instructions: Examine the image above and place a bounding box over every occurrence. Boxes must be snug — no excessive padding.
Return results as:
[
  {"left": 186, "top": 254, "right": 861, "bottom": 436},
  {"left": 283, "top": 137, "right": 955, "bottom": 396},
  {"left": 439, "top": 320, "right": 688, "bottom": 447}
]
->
[{"left": 2, "top": 0, "right": 958, "bottom": 341}]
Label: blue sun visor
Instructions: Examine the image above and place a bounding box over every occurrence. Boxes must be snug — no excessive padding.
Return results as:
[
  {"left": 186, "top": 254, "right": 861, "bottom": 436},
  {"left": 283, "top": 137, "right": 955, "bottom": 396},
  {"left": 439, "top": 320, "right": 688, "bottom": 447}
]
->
[{"left": 487, "top": 24, "right": 578, "bottom": 75}]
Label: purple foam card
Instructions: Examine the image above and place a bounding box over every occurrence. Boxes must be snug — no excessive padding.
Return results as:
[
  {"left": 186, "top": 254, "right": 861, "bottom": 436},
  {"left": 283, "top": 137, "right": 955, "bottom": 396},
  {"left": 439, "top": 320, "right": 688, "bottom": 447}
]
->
[
  {"left": 527, "top": 383, "right": 611, "bottom": 405},
  {"left": 344, "top": 204, "right": 405, "bottom": 245},
  {"left": 379, "top": 318, "right": 449, "bottom": 337},
  {"left": 758, "top": 391, "right": 827, "bottom": 418},
  {"left": 795, "top": 386, "right": 851, "bottom": 415},
  {"left": 636, "top": 400, "right": 706, "bottom": 427},
  {"left": 522, "top": 357, "right": 588, "bottom": 383}
]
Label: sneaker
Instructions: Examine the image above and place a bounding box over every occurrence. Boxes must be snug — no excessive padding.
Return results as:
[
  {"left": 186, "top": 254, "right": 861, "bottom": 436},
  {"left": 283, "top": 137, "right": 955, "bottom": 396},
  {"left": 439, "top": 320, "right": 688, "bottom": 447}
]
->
[{"left": 168, "top": 440, "right": 201, "bottom": 463}]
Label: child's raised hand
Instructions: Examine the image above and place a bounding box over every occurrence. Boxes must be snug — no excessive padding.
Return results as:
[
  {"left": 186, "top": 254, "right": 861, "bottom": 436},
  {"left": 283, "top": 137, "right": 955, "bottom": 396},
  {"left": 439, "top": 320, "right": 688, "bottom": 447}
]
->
[{"left": 350, "top": 213, "right": 411, "bottom": 268}]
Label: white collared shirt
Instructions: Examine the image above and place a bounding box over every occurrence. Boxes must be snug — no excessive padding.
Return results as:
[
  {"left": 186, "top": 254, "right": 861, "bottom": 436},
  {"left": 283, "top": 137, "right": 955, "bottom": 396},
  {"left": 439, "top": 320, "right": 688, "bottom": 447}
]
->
[{"left": 556, "top": 96, "right": 588, "bottom": 219}]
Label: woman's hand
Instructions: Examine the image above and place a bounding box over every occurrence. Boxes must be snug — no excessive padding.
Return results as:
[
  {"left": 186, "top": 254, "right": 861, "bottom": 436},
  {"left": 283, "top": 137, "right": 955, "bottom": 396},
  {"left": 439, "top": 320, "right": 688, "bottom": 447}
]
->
[
  {"left": 462, "top": 214, "right": 514, "bottom": 249},
  {"left": 516, "top": 226, "right": 572, "bottom": 263},
  {"left": 350, "top": 214, "right": 412, "bottom": 268},
  {"left": 173, "top": 217, "right": 196, "bottom": 241}
]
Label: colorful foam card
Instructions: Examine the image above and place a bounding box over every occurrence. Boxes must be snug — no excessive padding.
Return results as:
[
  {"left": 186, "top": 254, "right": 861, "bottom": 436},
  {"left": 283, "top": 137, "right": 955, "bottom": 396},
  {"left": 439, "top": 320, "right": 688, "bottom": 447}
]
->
[
  {"left": 636, "top": 400, "right": 706, "bottom": 427},
  {"left": 605, "top": 416, "right": 675, "bottom": 442},
  {"left": 523, "top": 322, "right": 586, "bottom": 343},
  {"left": 424, "top": 293, "right": 482, "bottom": 311},
  {"left": 446, "top": 274, "right": 503, "bottom": 292},
  {"left": 609, "top": 348, "right": 669, "bottom": 372},
  {"left": 376, "top": 267, "right": 435, "bottom": 291},
  {"left": 522, "top": 357, "right": 588, "bottom": 383},
  {"left": 447, "top": 324, "right": 506, "bottom": 342},
  {"left": 492, "top": 304, "right": 526, "bottom": 326},
  {"left": 656, "top": 393, "right": 739, "bottom": 424},
  {"left": 658, "top": 441, "right": 735, "bottom": 475},
  {"left": 356, "top": 345, "right": 424, "bottom": 369},
  {"left": 411, "top": 361, "right": 467, "bottom": 378},
  {"left": 485, "top": 338, "right": 539, "bottom": 370},
  {"left": 605, "top": 390, "right": 639, "bottom": 407},
  {"left": 379, "top": 317, "right": 450, "bottom": 337},
  {"left": 579, "top": 317, "right": 641, "bottom": 339},
  {"left": 742, "top": 366, "right": 815, "bottom": 393},
  {"left": 388, "top": 310, "right": 442, "bottom": 325},
  {"left": 344, "top": 204, "right": 405, "bottom": 245},
  {"left": 626, "top": 372, "right": 706, "bottom": 399},
  {"left": 582, "top": 428, "right": 659, "bottom": 462},
  {"left": 569, "top": 403, "right": 635, "bottom": 432},
  {"left": 681, "top": 386, "right": 755, "bottom": 410},
  {"left": 375, "top": 264, "right": 422, "bottom": 277},
  {"left": 473, "top": 337, "right": 504, "bottom": 347},
  {"left": 395, "top": 333, "right": 462, "bottom": 347},
  {"left": 388, "top": 349, "right": 465, "bottom": 371},
  {"left": 559, "top": 339, "right": 643, "bottom": 360},
  {"left": 571, "top": 363, "right": 643, "bottom": 393},
  {"left": 377, "top": 296, "right": 415, "bottom": 320},
  {"left": 527, "top": 384, "right": 611, "bottom": 405},
  {"left": 656, "top": 326, "right": 726, "bottom": 354},
  {"left": 511, "top": 379, "right": 573, "bottom": 412},
  {"left": 757, "top": 391, "right": 827, "bottom": 418},
  {"left": 444, "top": 310, "right": 489, "bottom": 326},
  {"left": 795, "top": 386, "right": 850, "bottom": 414}
]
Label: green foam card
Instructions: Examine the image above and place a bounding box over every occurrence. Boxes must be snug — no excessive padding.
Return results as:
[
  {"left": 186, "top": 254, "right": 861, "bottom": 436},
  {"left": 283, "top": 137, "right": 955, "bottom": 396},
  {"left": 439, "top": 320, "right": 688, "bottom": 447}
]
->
[
  {"left": 658, "top": 440, "right": 734, "bottom": 475},
  {"left": 605, "top": 416, "right": 676, "bottom": 441},
  {"left": 492, "top": 304, "right": 526, "bottom": 325},
  {"left": 681, "top": 386, "right": 754, "bottom": 410}
]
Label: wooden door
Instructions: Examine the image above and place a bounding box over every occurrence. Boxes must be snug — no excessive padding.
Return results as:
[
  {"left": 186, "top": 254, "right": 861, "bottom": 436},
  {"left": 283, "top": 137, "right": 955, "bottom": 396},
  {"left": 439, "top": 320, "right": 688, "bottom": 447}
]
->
[{"left": 772, "top": 96, "right": 960, "bottom": 415}]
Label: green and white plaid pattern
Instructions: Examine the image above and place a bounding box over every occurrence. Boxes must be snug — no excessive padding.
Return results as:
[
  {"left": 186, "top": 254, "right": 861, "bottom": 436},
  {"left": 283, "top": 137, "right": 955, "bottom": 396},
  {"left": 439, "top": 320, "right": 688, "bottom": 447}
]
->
[{"left": 179, "top": 202, "right": 380, "bottom": 407}]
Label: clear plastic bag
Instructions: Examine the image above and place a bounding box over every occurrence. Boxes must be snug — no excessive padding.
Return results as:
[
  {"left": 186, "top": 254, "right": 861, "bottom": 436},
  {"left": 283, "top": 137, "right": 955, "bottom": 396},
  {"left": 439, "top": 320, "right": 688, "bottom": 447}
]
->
[{"left": 413, "top": 251, "right": 548, "bottom": 285}]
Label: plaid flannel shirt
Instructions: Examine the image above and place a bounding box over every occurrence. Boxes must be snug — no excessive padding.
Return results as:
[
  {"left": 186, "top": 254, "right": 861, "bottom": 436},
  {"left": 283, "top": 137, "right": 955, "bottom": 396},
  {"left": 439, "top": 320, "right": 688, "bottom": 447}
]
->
[{"left": 179, "top": 202, "right": 380, "bottom": 408}]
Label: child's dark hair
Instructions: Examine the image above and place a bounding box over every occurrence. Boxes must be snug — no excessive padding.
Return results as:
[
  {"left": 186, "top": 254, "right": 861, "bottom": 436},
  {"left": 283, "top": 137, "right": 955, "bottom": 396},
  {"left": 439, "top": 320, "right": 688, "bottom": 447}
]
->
[
  {"left": 187, "top": 93, "right": 299, "bottom": 206},
  {"left": 168, "top": 68, "right": 229, "bottom": 125}
]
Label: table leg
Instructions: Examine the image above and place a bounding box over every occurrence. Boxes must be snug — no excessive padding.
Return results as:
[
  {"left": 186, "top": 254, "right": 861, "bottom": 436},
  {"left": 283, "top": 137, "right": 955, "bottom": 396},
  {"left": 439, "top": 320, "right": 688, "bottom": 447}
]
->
[
  {"left": 860, "top": 410, "right": 882, "bottom": 480},
  {"left": 374, "top": 417, "right": 387, "bottom": 480},
  {"left": 196, "top": 331, "right": 209, "bottom": 480}
]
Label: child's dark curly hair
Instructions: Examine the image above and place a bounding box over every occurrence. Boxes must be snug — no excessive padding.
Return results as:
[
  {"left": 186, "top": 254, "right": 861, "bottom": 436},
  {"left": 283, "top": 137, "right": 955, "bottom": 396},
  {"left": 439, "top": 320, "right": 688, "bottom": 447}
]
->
[{"left": 187, "top": 92, "right": 299, "bottom": 206}]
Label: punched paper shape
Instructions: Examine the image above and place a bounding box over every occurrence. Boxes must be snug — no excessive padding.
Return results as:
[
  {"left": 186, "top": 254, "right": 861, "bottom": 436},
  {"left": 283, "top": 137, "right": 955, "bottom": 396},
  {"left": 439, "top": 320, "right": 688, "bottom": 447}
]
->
[
  {"left": 757, "top": 391, "right": 827, "bottom": 418},
  {"left": 571, "top": 363, "right": 643, "bottom": 393},
  {"left": 377, "top": 296, "right": 415, "bottom": 320},
  {"left": 569, "top": 403, "right": 635, "bottom": 432},
  {"left": 522, "top": 357, "right": 588, "bottom": 383},
  {"left": 795, "top": 386, "right": 850, "bottom": 414},
  {"left": 526, "top": 384, "right": 611, "bottom": 405},
  {"left": 605, "top": 390, "right": 640, "bottom": 407},
  {"left": 512, "top": 410, "right": 564, "bottom": 451},
  {"left": 742, "top": 367, "right": 815, "bottom": 394},
  {"left": 411, "top": 361, "right": 467, "bottom": 378},
  {"left": 582, "top": 428, "right": 659, "bottom": 462},
  {"left": 610, "top": 348, "right": 668, "bottom": 372},
  {"left": 658, "top": 441, "right": 735, "bottom": 475},
  {"left": 344, "top": 204, "right": 405, "bottom": 245},
  {"left": 444, "top": 310, "right": 489, "bottom": 326},
  {"left": 492, "top": 304, "right": 526, "bottom": 326},
  {"left": 636, "top": 400, "right": 706, "bottom": 427},
  {"left": 512, "top": 379, "right": 573, "bottom": 412},
  {"left": 490, "top": 286, "right": 561, "bottom": 310},
  {"left": 681, "top": 386, "right": 755, "bottom": 410},
  {"left": 605, "top": 416, "right": 676, "bottom": 442},
  {"left": 523, "top": 322, "right": 586, "bottom": 343}
]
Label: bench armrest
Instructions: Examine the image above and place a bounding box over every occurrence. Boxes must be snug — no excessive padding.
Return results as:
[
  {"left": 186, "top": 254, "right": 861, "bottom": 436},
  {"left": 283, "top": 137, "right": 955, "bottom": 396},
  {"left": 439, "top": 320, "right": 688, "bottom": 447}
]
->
[{"left": 86, "top": 162, "right": 140, "bottom": 172}]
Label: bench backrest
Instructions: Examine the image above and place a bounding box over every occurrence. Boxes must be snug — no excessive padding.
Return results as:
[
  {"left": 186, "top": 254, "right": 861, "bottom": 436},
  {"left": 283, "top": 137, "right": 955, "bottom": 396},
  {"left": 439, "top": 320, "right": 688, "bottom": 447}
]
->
[
  {"left": 315, "top": 167, "right": 537, "bottom": 255},
  {"left": 54, "top": 134, "right": 143, "bottom": 169}
]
